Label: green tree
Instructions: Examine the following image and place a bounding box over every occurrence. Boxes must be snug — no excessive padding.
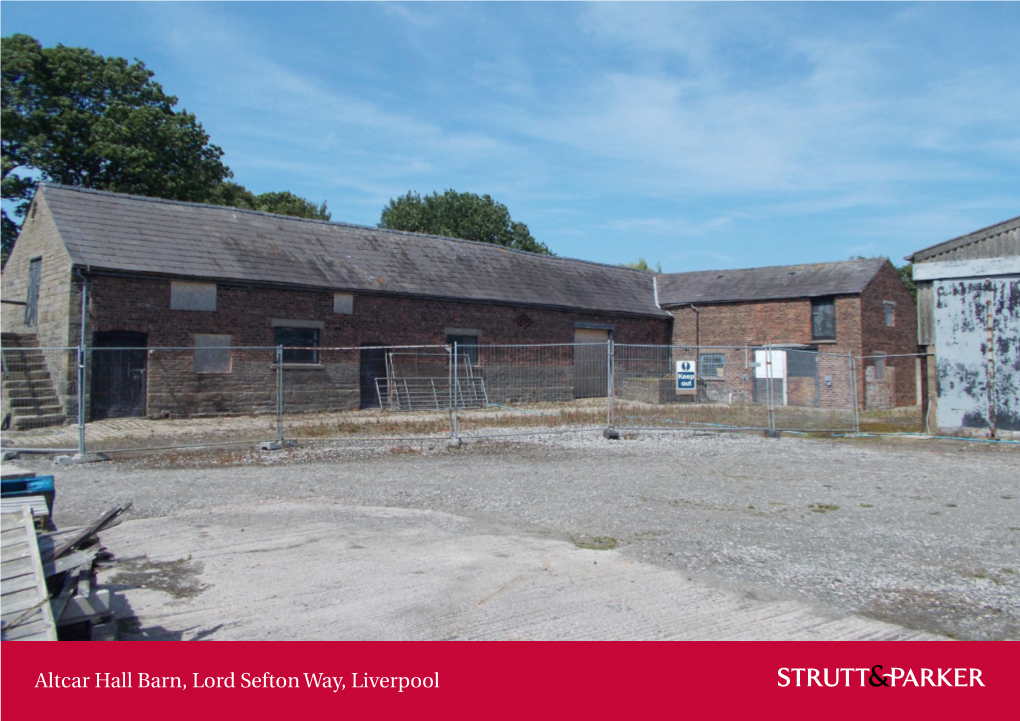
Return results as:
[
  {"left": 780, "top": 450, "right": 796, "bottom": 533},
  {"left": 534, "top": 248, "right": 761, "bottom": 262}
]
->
[
  {"left": 896, "top": 262, "right": 917, "bottom": 301},
  {"left": 206, "top": 181, "right": 257, "bottom": 211},
  {"left": 207, "top": 182, "right": 330, "bottom": 221},
  {"left": 621, "top": 258, "right": 661, "bottom": 273},
  {"left": 379, "top": 189, "right": 551, "bottom": 255},
  {"left": 2, "top": 34, "right": 231, "bottom": 263}
]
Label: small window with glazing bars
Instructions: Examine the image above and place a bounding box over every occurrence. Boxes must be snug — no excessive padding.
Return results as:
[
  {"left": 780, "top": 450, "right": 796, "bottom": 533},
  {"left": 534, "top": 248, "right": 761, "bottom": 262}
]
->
[
  {"left": 811, "top": 297, "right": 836, "bottom": 340},
  {"left": 274, "top": 327, "right": 320, "bottom": 364},
  {"left": 699, "top": 353, "right": 725, "bottom": 379}
]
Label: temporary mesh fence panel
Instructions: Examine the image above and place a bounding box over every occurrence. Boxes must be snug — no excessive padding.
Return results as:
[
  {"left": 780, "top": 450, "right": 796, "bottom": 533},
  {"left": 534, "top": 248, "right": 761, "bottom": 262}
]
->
[
  {"left": 771, "top": 349, "right": 856, "bottom": 432},
  {"left": 83, "top": 347, "right": 279, "bottom": 453},
  {"left": 613, "top": 345, "right": 772, "bottom": 431},
  {"left": 1, "top": 346, "right": 78, "bottom": 451},
  {"left": 453, "top": 343, "right": 609, "bottom": 438},
  {"left": 1, "top": 341, "right": 871, "bottom": 454},
  {"left": 280, "top": 345, "right": 454, "bottom": 442}
]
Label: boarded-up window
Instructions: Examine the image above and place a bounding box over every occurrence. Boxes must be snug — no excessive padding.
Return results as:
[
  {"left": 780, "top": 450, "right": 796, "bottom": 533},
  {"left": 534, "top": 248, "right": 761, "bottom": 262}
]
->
[
  {"left": 171, "top": 281, "right": 217, "bottom": 311},
  {"left": 811, "top": 297, "right": 836, "bottom": 340},
  {"left": 883, "top": 301, "right": 895, "bottom": 327},
  {"left": 334, "top": 293, "right": 354, "bottom": 314},
  {"left": 195, "top": 334, "right": 231, "bottom": 373},
  {"left": 787, "top": 349, "right": 818, "bottom": 378},
  {"left": 25, "top": 257, "right": 41, "bottom": 327},
  {"left": 874, "top": 351, "right": 886, "bottom": 381}
]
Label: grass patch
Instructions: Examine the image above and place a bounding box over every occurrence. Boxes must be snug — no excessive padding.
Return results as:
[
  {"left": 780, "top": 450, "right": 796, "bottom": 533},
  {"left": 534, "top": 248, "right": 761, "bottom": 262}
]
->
[
  {"left": 808, "top": 503, "right": 840, "bottom": 514},
  {"left": 960, "top": 568, "right": 1006, "bottom": 585},
  {"left": 860, "top": 503, "right": 874, "bottom": 509},
  {"left": 572, "top": 535, "right": 618, "bottom": 551}
]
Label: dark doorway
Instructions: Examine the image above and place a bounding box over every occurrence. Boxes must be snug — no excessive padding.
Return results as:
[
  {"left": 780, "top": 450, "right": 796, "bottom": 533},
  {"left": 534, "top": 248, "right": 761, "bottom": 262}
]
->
[
  {"left": 359, "top": 344, "right": 387, "bottom": 409},
  {"left": 91, "top": 331, "right": 148, "bottom": 419}
]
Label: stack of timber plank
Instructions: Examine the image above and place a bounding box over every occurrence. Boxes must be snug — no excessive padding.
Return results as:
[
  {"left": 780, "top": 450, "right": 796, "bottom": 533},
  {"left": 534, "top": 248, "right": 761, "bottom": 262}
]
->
[
  {"left": 1, "top": 507, "right": 58, "bottom": 641},
  {"left": 1, "top": 464, "right": 131, "bottom": 641}
]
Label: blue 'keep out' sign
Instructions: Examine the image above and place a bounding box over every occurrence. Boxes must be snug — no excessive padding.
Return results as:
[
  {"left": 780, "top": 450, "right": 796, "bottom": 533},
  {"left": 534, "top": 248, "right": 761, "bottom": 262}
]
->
[{"left": 676, "top": 360, "right": 697, "bottom": 391}]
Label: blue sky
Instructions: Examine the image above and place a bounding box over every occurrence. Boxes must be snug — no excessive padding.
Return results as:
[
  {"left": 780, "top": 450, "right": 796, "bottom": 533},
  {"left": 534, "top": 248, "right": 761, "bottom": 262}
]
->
[{"left": 3, "top": 2, "right": 1018, "bottom": 271}]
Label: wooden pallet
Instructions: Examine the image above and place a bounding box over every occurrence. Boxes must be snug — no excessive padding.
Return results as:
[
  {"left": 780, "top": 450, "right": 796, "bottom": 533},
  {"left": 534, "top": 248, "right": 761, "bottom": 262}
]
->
[
  {"left": 0, "top": 496, "right": 51, "bottom": 531},
  {"left": 1, "top": 508, "right": 57, "bottom": 641}
]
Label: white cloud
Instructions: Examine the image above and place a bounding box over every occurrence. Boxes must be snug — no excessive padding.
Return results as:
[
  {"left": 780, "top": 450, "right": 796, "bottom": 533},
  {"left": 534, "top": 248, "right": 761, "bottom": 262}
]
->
[
  {"left": 126, "top": 2, "right": 1018, "bottom": 264},
  {"left": 380, "top": 3, "right": 437, "bottom": 29},
  {"left": 492, "top": 3, "right": 1020, "bottom": 207},
  {"left": 609, "top": 215, "right": 735, "bottom": 237}
]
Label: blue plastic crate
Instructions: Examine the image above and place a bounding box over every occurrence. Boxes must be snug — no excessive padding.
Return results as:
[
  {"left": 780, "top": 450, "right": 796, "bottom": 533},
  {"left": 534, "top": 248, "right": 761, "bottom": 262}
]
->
[{"left": 1, "top": 475, "right": 55, "bottom": 514}]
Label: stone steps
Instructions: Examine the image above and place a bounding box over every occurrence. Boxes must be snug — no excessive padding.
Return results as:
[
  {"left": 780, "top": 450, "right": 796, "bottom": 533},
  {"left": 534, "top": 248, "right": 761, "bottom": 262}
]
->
[
  {"left": 3, "top": 369, "right": 53, "bottom": 381},
  {"left": 9, "top": 397, "right": 62, "bottom": 412},
  {"left": 12, "top": 413, "right": 67, "bottom": 431},
  {"left": 4, "top": 387, "right": 59, "bottom": 400},
  {"left": 2, "top": 333, "right": 68, "bottom": 431},
  {"left": 10, "top": 403, "right": 64, "bottom": 416}
]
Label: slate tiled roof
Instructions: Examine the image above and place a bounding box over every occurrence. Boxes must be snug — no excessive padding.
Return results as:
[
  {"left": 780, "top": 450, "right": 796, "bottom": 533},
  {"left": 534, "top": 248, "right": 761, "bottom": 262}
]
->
[
  {"left": 907, "top": 215, "right": 1020, "bottom": 264},
  {"left": 656, "top": 258, "right": 887, "bottom": 306},
  {"left": 37, "top": 184, "right": 668, "bottom": 318}
]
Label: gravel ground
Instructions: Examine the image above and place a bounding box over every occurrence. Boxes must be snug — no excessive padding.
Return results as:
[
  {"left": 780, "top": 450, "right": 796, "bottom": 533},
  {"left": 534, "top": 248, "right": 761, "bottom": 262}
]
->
[{"left": 14, "top": 429, "right": 1020, "bottom": 640}]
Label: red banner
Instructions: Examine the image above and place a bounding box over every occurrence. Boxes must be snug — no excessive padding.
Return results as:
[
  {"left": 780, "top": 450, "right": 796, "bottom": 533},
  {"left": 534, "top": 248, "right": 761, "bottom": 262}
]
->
[{"left": 0, "top": 642, "right": 1013, "bottom": 718}]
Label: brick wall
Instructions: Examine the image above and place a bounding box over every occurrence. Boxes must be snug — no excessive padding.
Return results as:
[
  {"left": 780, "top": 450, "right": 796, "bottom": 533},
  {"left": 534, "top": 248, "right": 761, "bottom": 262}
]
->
[
  {"left": 666, "top": 295, "right": 862, "bottom": 409},
  {"left": 668, "top": 295, "right": 862, "bottom": 353},
  {"left": 664, "top": 266, "right": 919, "bottom": 410},
  {"left": 85, "top": 276, "right": 669, "bottom": 347},
  {"left": 858, "top": 261, "right": 920, "bottom": 408},
  {"left": 80, "top": 274, "right": 671, "bottom": 417}
]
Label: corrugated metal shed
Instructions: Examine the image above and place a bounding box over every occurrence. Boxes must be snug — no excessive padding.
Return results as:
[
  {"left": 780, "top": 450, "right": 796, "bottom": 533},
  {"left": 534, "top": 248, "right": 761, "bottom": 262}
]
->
[
  {"left": 656, "top": 258, "right": 887, "bottom": 306},
  {"left": 908, "top": 215, "right": 1020, "bottom": 264},
  {"left": 35, "top": 184, "right": 668, "bottom": 318},
  {"left": 910, "top": 215, "right": 1020, "bottom": 346},
  {"left": 908, "top": 215, "right": 1020, "bottom": 436}
]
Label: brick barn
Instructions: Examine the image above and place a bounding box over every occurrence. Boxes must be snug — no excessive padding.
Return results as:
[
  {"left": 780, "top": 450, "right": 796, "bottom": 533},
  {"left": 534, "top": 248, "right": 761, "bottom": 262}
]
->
[
  {"left": 656, "top": 259, "right": 919, "bottom": 410},
  {"left": 1, "top": 184, "right": 922, "bottom": 428},
  {"left": 1, "top": 184, "right": 670, "bottom": 423}
]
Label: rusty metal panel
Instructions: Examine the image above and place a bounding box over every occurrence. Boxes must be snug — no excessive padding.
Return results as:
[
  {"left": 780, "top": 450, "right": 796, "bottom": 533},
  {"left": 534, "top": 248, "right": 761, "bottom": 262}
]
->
[{"left": 934, "top": 277, "right": 1020, "bottom": 434}]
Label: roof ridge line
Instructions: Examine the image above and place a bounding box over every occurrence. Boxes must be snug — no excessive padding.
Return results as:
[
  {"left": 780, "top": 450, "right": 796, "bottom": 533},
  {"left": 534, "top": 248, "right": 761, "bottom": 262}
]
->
[
  {"left": 656, "top": 257, "right": 887, "bottom": 279},
  {"left": 38, "top": 183, "right": 651, "bottom": 276}
]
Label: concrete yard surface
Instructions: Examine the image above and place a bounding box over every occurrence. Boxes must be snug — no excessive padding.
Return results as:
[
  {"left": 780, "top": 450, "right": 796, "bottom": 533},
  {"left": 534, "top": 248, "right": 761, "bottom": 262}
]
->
[
  {"left": 17, "top": 430, "right": 1019, "bottom": 640},
  {"left": 98, "top": 501, "right": 938, "bottom": 641}
]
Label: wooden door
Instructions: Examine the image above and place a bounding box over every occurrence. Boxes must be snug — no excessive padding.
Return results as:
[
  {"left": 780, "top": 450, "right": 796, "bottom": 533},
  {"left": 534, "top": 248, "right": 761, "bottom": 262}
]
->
[
  {"left": 91, "top": 332, "right": 148, "bottom": 419},
  {"left": 574, "top": 328, "right": 609, "bottom": 399}
]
